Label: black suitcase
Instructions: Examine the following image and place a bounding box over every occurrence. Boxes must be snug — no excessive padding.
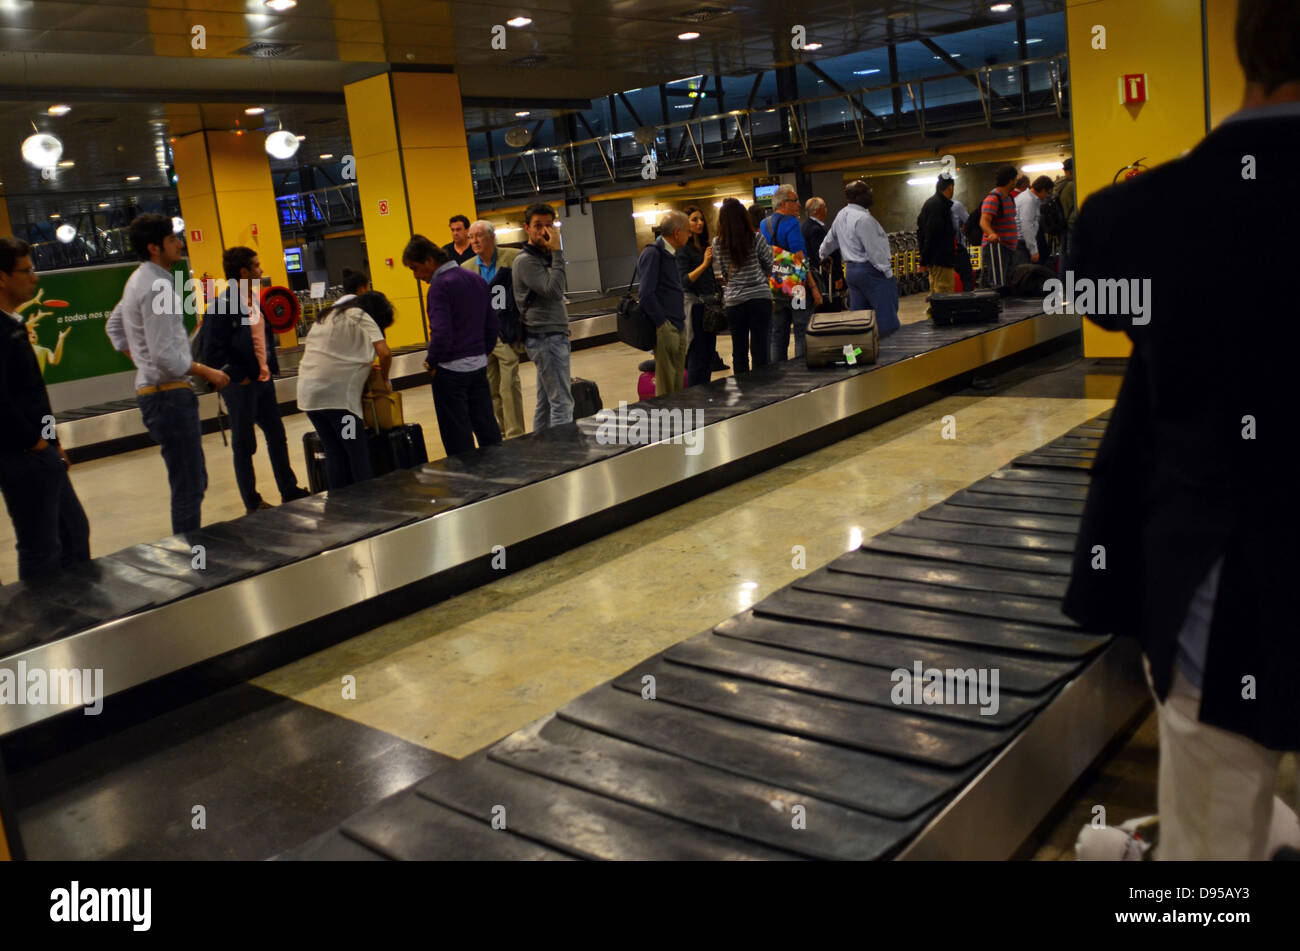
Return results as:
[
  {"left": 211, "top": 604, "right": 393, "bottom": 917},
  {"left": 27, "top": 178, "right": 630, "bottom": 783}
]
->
[
  {"left": 384, "top": 423, "right": 428, "bottom": 470},
  {"left": 928, "top": 290, "right": 1001, "bottom": 325},
  {"left": 303, "top": 431, "right": 329, "bottom": 494},
  {"left": 571, "top": 377, "right": 603, "bottom": 420}
]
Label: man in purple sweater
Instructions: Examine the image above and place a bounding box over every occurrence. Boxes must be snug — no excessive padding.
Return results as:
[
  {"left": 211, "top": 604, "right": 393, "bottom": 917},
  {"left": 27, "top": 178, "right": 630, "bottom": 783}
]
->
[{"left": 402, "top": 235, "right": 502, "bottom": 456}]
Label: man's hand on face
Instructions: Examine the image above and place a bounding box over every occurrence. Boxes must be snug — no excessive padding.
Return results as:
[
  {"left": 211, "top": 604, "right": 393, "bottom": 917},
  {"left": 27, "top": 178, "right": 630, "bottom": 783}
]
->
[{"left": 542, "top": 226, "right": 562, "bottom": 252}]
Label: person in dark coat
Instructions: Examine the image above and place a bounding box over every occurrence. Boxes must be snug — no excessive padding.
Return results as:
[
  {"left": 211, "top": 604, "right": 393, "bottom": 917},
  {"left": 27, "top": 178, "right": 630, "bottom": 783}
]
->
[
  {"left": 916, "top": 174, "right": 957, "bottom": 316},
  {"left": 1061, "top": 0, "right": 1300, "bottom": 860}
]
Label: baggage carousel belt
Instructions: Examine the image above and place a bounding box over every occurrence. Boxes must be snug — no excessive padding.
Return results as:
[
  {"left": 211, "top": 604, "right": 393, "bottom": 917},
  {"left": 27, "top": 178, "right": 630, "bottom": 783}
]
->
[{"left": 284, "top": 412, "right": 1116, "bottom": 861}]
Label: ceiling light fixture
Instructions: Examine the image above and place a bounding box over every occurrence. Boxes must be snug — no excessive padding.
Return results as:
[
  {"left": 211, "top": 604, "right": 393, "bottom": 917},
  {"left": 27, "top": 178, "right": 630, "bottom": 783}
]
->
[
  {"left": 906, "top": 175, "right": 957, "bottom": 185},
  {"left": 515, "top": 110, "right": 530, "bottom": 117},
  {"left": 57, "top": 160, "right": 74, "bottom": 167},
  {"left": 125, "top": 175, "right": 141, "bottom": 181},
  {"left": 804, "top": 42, "right": 823, "bottom": 50},
  {"left": 295, "top": 134, "right": 306, "bottom": 141},
  {"left": 49, "top": 213, "right": 60, "bottom": 219},
  {"left": 319, "top": 153, "right": 334, "bottom": 160},
  {"left": 244, "top": 106, "right": 265, "bottom": 115},
  {"left": 21, "top": 133, "right": 62, "bottom": 169},
  {"left": 56, "top": 224, "right": 76, "bottom": 243},
  {"left": 97, "top": 202, "right": 110, "bottom": 208},
  {"left": 172, "top": 216, "right": 185, "bottom": 233},
  {"left": 853, "top": 68, "right": 881, "bottom": 76},
  {"left": 264, "top": 0, "right": 297, "bottom": 10},
  {"left": 265, "top": 129, "right": 300, "bottom": 160},
  {"left": 990, "top": 2, "right": 1013, "bottom": 11},
  {"left": 506, "top": 16, "right": 531, "bottom": 27},
  {"left": 47, "top": 104, "right": 71, "bottom": 116},
  {"left": 1025, "top": 37, "right": 1043, "bottom": 44},
  {"left": 678, "top": 31, "right": 700, "bottom": 40}
]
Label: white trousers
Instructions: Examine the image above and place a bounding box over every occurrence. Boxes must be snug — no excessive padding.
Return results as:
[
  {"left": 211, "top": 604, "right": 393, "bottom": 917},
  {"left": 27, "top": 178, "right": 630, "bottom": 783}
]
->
[{"left": 1145, "top": 656, "right": 1286, "bottom": 860}]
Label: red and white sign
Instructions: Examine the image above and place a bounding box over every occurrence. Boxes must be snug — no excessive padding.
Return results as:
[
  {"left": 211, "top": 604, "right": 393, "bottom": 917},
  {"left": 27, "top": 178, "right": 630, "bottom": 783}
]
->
[
  {"left": 1119, "top": 73, "right": 1147, "bottom": 105},
  {"left": 250, "top": 223, "right": 259, "bottom": 237},
  {"left": 189, "top": 229, "right": 203, "bottom": 243},
  {"left": 378, "top": 199, "right": 390, "bottom": 216}
]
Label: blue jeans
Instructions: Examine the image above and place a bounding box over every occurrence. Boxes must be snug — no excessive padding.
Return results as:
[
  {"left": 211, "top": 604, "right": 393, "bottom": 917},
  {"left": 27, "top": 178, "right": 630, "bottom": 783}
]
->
[
  {"left": 846, "top": 261, "right": 900, "bottom": 338},
  {"left": 769, "top": 296, "right": 810, "bottom": 362},
  {"left": 525, "top": 333, "right": 573, "bottom": 430},
  {"left": 138, "top": 387, "right": 207, "bottom": 534},
  {"left": 306, "top": 409, "right": 372, "bottom": 490}
]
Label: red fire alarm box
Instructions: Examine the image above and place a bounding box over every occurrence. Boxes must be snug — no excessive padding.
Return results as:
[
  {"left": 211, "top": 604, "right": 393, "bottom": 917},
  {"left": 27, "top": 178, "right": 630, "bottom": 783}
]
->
[{"left": 1120, "top": 73, "right": 1148, "bottom": 104}]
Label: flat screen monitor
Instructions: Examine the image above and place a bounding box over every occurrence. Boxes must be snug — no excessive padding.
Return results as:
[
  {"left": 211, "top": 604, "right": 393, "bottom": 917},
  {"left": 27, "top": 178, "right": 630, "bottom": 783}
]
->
[{"left": 284, "top": 247, "right": 304, "bottom": 273}]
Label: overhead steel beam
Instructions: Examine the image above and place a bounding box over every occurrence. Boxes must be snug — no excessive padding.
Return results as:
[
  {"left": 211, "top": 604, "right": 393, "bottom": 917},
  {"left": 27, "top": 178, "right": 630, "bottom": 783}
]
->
[{"left": 920, "top": 37, "right": 1017, "bottom": 113}]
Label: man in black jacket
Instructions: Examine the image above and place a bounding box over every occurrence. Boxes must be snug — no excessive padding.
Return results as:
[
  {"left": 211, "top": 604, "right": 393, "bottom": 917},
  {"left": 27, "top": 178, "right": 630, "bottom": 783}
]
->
[
  {"left": 916, "top": 173, "right": 957, "bottom": 316},
  {"left": 0, "top": 237, "right": 90, "bottom": 581},
  {"left": 202, "top": 247, "right": 307, "bottom": 515},
  {"left": 1062, "top": 0, "right": 1300, "bottom": 859}
]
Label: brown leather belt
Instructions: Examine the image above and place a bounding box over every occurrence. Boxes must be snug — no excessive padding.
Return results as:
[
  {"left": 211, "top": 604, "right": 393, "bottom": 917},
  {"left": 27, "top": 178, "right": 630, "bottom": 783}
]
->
[{"left": 137, "top": 381, "right": 192, "bottom": 396}]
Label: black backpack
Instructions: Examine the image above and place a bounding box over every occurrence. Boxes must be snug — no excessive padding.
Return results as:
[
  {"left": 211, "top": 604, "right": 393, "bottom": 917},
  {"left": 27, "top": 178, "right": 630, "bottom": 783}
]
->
[
  {"left": 1040, "top": 193, "right": 1067, "bottom": 238},
  {"left": 964, "top": 202, "right": 986, "bottom": 246}
]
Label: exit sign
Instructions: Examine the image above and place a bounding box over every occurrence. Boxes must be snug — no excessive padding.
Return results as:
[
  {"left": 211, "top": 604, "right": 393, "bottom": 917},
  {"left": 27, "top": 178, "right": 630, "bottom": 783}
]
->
[
  {"left": 1120, "top": 73, "right": 1148, "bottom": 104},
  {"left": 378, "top": 199, "right": 390, "bottom": 216},
  {"left": 189, "top": 229, "right": 203, "bottom": 243}
]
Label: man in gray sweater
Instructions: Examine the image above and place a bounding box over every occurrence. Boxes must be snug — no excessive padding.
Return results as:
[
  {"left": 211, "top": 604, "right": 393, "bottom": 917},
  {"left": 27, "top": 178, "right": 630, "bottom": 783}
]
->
[{"left": 512, "top": 202, "right": 572, "bottom": 429}]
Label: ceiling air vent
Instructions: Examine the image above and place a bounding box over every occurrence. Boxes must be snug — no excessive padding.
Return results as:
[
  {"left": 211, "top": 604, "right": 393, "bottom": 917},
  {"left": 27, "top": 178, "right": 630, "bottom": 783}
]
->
[
  {"left": 510, "top": 54, "right": 549, "bottom": 67},
  {"left": 674, "top": 5, "right": 732, "bottom": 23},
  {"left": 236, "top": 41, "right": 301, "bottom": 57}
]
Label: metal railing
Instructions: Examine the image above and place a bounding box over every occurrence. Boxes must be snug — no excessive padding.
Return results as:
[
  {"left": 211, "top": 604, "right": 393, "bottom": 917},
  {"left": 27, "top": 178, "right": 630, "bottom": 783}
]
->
[
  {"left": 471, "top": 53, "right": 1068, "bottom": 202},
  {"left": 278, "top": 182, "right": 360, "bottom": 234}
]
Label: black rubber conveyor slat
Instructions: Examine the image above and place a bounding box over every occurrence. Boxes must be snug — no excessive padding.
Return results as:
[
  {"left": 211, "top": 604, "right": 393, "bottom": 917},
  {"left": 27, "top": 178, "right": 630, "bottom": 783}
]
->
[
  {"left": 916, "top": 502, "right": 1082, "bottom": 536},
  {"left": 861, "top": 533, "right": 1075, "bottom": 575},
  {"left": 945, "top": 488, "right": 1085, "bottom": 517},
  {"left": 713, "top": 613, "right": 1080, "bottom": 694},
  {"left": 489, "top": 718, "right": 928, "bottom": 860},
  {"left": 888, "top": 516, "right": 1079, "bottom": 553},
  {"left": 418, "top": 751, "right": 796, "bottom": 860},
  {"left": 557, "top": 687, "right": 977, "bottom": 819},
  {"left": 828, "top": 548, "right": 1071, "bottom": 600}
]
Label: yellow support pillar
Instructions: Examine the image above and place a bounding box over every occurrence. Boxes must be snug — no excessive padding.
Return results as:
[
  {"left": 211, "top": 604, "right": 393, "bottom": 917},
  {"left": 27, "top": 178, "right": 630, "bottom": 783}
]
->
[
  {"left": 1066, "top": 0, "right": 1209, "bottom": 357},
  {"left": 172, "top": 129, "right": 294, "bottom": 343},
  {"left": 344, "top": 69, "right": 477, "bottom": 348},
  {"left": 1205, "top": 0, "right": 1245, "bottom": 129},
  {"left": 0, "top": 193, "right": 11, "bottom": 239}
]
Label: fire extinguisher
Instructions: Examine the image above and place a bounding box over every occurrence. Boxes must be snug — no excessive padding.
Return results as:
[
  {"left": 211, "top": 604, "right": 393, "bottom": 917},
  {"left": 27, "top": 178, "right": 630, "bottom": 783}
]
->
[{"left": 1113, "top": 157, "right": 1150, "bottom": 183}]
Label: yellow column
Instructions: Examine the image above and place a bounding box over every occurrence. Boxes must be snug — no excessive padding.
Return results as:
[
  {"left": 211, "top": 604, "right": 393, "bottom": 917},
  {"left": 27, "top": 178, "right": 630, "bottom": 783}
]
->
[
  {"left": 344, "top": 70, "right": 477, "bottom": 348},
  {"left": 172, "top": 129, "right": 294, "bottom": 343},
  {"left": 1205, "top": 0, "right": 1245, "bottom": 129},
  {"left": 0, "top": 193, "right": 12, "bottom": 239},
  {"left": 1066, "top": 0, "right": 1208, "bottom": 357}
]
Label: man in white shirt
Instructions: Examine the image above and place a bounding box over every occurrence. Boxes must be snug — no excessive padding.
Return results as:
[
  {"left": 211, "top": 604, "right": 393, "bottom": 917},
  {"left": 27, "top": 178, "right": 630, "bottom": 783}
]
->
[
  {"left": 1014, "top": 175, "right": 1055, "bottom": 267},
  {"left": 106, "top": 214, "right": 228, "bottom": 534},
  {"left": 818, "top": 180, "right": 901, "bottom": 337}
]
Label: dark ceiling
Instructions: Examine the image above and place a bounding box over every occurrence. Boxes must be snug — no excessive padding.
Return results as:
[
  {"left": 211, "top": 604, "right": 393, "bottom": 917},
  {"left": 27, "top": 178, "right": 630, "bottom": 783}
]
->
[{"left": 0, "top": 0, "right": 1065, "bottom": 219}]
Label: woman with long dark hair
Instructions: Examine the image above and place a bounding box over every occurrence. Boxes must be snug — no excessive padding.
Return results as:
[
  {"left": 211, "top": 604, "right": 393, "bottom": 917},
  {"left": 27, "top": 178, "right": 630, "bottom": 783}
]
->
[
  {"left": 711, "top": 198, "right": 773, "bottom": 373},
  {"left": 676, "top": 205, "right": 720, "bottom": 386}
]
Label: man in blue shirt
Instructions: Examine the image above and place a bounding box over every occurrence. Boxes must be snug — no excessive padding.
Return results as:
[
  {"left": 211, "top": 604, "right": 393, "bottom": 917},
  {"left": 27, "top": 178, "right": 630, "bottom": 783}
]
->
[
  {"left": 819, "top": 181, "right": 900, "bottom": 337},
  {"left": 760, "top": 184, "right": 822, "bottom": 361},
  {"left": 636, "top": 211, "right": 688, "bottom": 396}
]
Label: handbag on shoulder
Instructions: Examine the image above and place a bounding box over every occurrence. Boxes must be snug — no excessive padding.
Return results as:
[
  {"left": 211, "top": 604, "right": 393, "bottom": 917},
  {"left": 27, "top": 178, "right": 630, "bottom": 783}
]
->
[{"left": 616, "top": 255, "right": 657, "bottom": 351}]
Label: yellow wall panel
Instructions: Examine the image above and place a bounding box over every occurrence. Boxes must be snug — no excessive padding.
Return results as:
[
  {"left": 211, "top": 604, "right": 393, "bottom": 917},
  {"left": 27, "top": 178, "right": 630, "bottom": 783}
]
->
[
  {"left": 1067, "top": 0, "right": 1208, "bottom": 357},
  {"left": 0, "top": 195, "right": 12, "bottom": 239},
  {"left": 392, "top": 73, "right": 470, "bottom": 150},
  {"left": 349, "top": 146, "right": 425, "bottom": 347},
  {"left": 343, "top": 74, "right": 400, "bottom": 158},
  {"left": 403, "top": 147, "right": 478, "bottom": 241}
]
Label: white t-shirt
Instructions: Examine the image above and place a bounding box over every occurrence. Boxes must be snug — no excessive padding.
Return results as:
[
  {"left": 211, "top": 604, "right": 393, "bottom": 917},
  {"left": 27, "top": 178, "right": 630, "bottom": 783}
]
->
[{"left": 295, "top": 306, "right": 383, "bottom": 419}]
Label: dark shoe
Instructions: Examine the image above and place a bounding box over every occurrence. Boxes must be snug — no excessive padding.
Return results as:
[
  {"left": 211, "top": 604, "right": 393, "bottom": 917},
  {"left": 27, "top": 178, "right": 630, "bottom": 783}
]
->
[
  {"left": 245, "top": 499, "right": 272, "bottom": 516},
  {"left": 281, "top": 486, "right": 310, "bottom": 503}
]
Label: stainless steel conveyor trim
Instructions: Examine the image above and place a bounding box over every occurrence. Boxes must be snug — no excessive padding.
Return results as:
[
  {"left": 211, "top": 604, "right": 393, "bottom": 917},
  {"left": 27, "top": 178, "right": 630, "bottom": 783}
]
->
[{"left": 0, "top": 312, "right": 1079, "bottom": 734}]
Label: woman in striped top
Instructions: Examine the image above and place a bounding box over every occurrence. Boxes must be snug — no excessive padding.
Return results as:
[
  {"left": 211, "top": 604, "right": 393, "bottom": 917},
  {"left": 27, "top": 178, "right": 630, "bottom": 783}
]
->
[{"left": 711, "top": 198, "right": 774, "bottom": 373}]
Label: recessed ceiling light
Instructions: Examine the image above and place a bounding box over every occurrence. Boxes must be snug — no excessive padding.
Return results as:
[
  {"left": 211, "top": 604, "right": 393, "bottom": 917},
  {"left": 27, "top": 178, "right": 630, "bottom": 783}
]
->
[
  {"left": 264, "top": 0, "right": 297, "bottom": 10},
  {"left": 514, "top": 110, "right": 531, "bottom": 117},
  {"left": 97, "top": 202, "right": 110, "bottom": 208},
  {"left": 1025, "top": 37, "right": 1043, "bottom": 44},
  {"left": 49, "top": 213, "right": 61, "bottom": 219},
  {"left": 853, "top": 68, "right": 881, "bottom": 76},
  {"left": 244, "top": 106, "right": 265, "bottom": 115},
  {"left": 678, "top": 31, "right": 700, "bottom": 40},
  {"left": 804, "top": 42, "right": 823, "bottom": 50},
  {"left": 47, "top": 104, "right": 71, "bottom": 116},
  {"left": 57, "top": 160, "right": 74, "bottom": 167},
  {"left": 125, "top": 175, "right": 141, "bottom": 181},
  {"left": 295, "top": 134, "right": 306, "bottom": 140},
  {"left": 506, "top": 16, "right": 531, "bottom": 27},
  {"left": 319, "top": 153, "right": 334, "bottom": 159},
  {"left": 990, "top": 2, "right": 1013, "bottom": 11}
]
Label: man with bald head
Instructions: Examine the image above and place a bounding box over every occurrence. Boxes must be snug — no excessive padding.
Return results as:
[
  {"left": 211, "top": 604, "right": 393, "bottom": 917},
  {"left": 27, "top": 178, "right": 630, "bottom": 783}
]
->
[
  {"left": 802, "top": 196, "right": 842, "bottom": 306},
  {"left": 636, "top": 210, "right": 688, "bottom": 395},
  {"left": 463, "top": 219, "right": 524, "bottom": 438}
]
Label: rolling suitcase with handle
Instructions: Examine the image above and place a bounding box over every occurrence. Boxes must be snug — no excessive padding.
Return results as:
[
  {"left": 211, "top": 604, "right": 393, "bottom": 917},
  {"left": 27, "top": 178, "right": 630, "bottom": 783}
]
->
[{"left": 805, "top": 309, "right": 878, "bottom": 367}]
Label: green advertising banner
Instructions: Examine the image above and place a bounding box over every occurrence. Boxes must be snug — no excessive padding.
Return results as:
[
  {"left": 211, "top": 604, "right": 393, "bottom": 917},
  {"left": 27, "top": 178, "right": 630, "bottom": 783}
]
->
[{"left": 17, "top": 261, "right": 193, "bottom": 386}]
